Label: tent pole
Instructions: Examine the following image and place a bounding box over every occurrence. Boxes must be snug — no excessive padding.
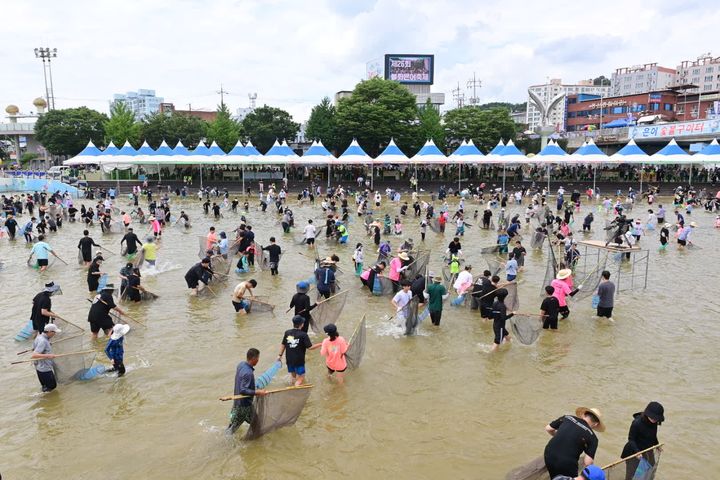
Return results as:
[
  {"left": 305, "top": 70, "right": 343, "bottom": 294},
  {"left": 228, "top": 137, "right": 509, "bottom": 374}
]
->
[
  {"left": 242, "top": 165, "right": 245, "bottom": 195},
  {"left": 458, "top": 163, "right": 461, "bottom": 192},
  {"left": 157, "top": 163, "right": 161, "bottom": 186},
  {"left": 200, "top": 165, "right": 203, "bottom": 190},
  {"left": 547, "top": 164, "right": 550, "bottom": 194},
  {"left": 593, "top": 165, "right": 597, "bottom": 196},
  {"left": 371, "top": 163, "right": 374, "bottom": 191},
  {"left": 414, "top": 164, "right": 418, "bottom": 193},
  {"left": 502, "top": 164, "right": 506, "bottom": 197},
  {"left": 327, "top": 163, "right": 330, "bottom": 189},
  {"left": 689, "top": 163, "right": 693, "bottom": 187},
  {"left": 638, "top": 163, "right": 643, "bottom": 195}
]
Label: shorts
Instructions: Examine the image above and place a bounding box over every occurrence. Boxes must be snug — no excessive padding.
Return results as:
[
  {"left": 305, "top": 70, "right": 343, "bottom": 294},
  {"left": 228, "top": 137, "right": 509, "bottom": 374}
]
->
[
  {"left": 232, "top": 299, "right": 250, "bottom": 312},
  {"left": 327, "top": 366, "right": 347, "bottom": 374},
  {"left": 32, "top": 318, "right": 48, "bottom": 332},
  {"left": 145, "top": 259, "right": 156, "bottom": 266},
  {"left": 305, "top": 238, "right": 315, "bottom": 245},
  {"left": 558, "top": 305, "right": 570, "bottom": 318},
  {"left": 185, "top": 277, "right": 199, "bottom": 289},
  {"left": 90, "top": 316, "right": 114, "bottom": 334},
  {"left": 287, "top": 364, "right": 306, "bottom": 376},
  {"left": 507, "top": 274, "right": 516, "bottom": 281},
  {"left": 597, "top": 306, "right": 613, "bottom": 318},
  {"left": 37, "top": 259, "right": 49, "bottom": 267},
  {"left": 677, "top": 239, "right": 687, "bottom": 246},
  {"left": 543, "top": 316, "right": 558, "bottom": 330}
]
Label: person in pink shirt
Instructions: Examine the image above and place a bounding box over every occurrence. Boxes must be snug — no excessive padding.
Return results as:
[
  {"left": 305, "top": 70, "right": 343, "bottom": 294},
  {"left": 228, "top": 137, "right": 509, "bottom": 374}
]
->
[
  {"left": 550, "top": 269, "right": 580, "bottom": 319},
  {"left": 149, "top": 215, "right": 162, "bottom": 239},
  {"left": 121, "top": 211, "right": 132, "bottom": 228},
  {"left": 206, "top": 226, "right": 218, "bottom": 251},
  {"left": 388, "top": 252, "right": 407, "bottom": 283},
  {"left": 319, "top": 323, "right": 349, "bottom": 384}
]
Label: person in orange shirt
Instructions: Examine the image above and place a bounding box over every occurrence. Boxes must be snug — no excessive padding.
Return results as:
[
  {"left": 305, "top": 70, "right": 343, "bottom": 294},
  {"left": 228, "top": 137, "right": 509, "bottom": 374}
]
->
[
  {"left": 121, "top": 210, "right": 132, "bottom": 228},
  {"left": 206, "top": 226, "right": 218, "bottom": 252},
  {"left": 318, "top": 323, "right": 349, "bottom": 385}
]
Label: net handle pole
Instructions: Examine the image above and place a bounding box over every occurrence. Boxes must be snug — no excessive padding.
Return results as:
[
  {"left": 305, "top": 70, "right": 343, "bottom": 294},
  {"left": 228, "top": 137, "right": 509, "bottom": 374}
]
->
[
  {"left": 601, "top": 443, "right": 664, "bottom": 470},
  {"left": 11, "top": 349, "right": 96, "bottom": 365},
  {"left": 218, "top": 384, "right": 314, "bottom": 401},
  {"left": 51, "top": 313, "right": 86, "bottom": 332},
  {"left": 474, "top": 281, "right": 516, "bottom": 301},
  {"left": 16, "top": 332, "right": 85, "bottom": 355}
]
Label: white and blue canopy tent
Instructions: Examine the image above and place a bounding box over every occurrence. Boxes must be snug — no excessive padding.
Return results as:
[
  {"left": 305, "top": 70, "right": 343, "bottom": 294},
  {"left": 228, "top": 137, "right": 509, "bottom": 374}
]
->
[
  {"left": 264, "top": 140, "right": 296, "bottom": 165},
  {"left": 206, "top": 141, "right": 228, "bottom": 162},
  {"left": 570, "top": 138, "right": 609, "bottom": 193},
  {"left": 303, "top": 140, "right": 336, "bottom": 187},
  {"left": 492, "top": 139, "right": 525, "bottom": 195},
  {"left": 227, "top": 141, "right": 257, "bottom": 191},
  {"left": 64, "top": 140, "right": 103, "bottom": 166},
  {"left": 410, "top": 139, "right": 447, "bottom": 192},
  {"left": 535, "top": 140, "right": 569, "bottom": 193},
  {"left": 338, "top": 139, "right": 372, "bottom": 187},
  {"left": 488, "top": 139, "right": 505, "bottom": 158},
  {"left": 652, "top": 138, "right": 692, "bottom": 185},
  {"left": 148, "top": 140, "right": 177, "bottom": 184},
  {"left": 696, "top": 138, "right": 720, "bottom": 165},
  {"left": 449, "top": 139, "right": 484, "bottom": 190},
  {"left": 190, "top": 141, "right": 210, "bottom": 189},
  {"left": 376, "top": 138, "right": 408, "bottom": 165},
  {"left": 610, "top": 139, "right": 650, "bottom": 193}
]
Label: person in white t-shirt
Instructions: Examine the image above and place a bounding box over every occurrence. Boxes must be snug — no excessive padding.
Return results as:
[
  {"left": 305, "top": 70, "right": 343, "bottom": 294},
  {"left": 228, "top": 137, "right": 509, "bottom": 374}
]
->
[
  {"left": 303, "top": 219, "right": 317, "bottom": 249},
  {"left": 391, "top": 281, "right": 413, "bottom": 328}
]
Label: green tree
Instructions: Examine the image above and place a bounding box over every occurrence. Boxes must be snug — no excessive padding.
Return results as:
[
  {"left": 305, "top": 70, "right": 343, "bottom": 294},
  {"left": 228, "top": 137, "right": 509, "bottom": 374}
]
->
[
  {"left": 242, "top": 105, "right": 300, "bottom": 154},
  {"left": 593, "top": 75, "right": 611, "bottom": 86},
  {"left": 141, "top": 112, "right": 208, "bottom": 149},
  {"left": 443, "top": 107, "right": 516, "bottom": 152},
  {"left": 206, "top": 103, "right": 243, "bottom": 152},
  {"left": 417, "top": 98, "right": 445, "bottom": 151},
  {"left": 335, "top": 78, "right": 421, "bottom": 157},
  {"left": 34, "top": 107, "right": 108, "bottom": 157},
  {"left": 305, "top": 97, "right": 338, "bottom": 153},
  {"left": 104, "top": 101, "right": 141, "bottom": 148},
  {"left": 477, "top": 101, "right": 527, "bottom": 112}
]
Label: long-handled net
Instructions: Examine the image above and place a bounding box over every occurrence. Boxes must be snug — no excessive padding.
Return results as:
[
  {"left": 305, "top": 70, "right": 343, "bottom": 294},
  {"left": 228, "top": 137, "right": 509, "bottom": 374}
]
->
[
  {"left": 51, "top": 334, "right": 97, "bottom": 384},
  {"left": 248, "top": 299, "right": 275, "bottom": 314},
  {"left": 530, "top": 231, "right": 546, "bottom": 250},
  {"left": 509, "top": 315, "right": 541, "bottom": 346},
  {"left": 310, "top": 291, "right": 348, "bottom": 335},
  {"left": 541, "top": 242, "right": 561, "bottom": 295},
  {"left": 244, "top": 386, "right": 313, "bottom": 440},
  {"left": 504, "top": 281, "right": 520, "bottom": 312},
  {"left": 571, "top": 249, "right": 609, "bottom": 301},
  {"left": 210, "top": 255, "right": 232, "bottom": 278},
  {"left": 404, "top": 297, "right": 429, "bottom": 336},
  {"left": 373, "top": 276, "right": 395, "bottom": 296},
  {"left": 197, "top": 236, "right": 213, "bottom": 259},
  {"left": 480, "top": 245, "right": 503, "bottom": 276},
  {"left": 255, "top": 360, "right": 282, "bottom": 389},
  {"left": 345, "top": 315, "right": 366, "bottom": 369},
  {"left": 602, "top": 444, "right": 662, "bottom": 480},
  {"left": 405, "top": 251, "right": 430, "bottom": 279}
]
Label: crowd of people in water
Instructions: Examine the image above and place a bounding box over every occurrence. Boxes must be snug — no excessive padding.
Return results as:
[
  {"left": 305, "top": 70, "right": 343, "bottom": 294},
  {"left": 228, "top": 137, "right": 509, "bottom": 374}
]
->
[{"left": 4, "top": 177, "right": 704, "bottom": 479}]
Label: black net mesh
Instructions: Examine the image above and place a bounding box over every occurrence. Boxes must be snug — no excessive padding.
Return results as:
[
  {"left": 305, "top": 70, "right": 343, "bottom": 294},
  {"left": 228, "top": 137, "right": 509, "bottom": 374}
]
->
[
  {"left": 572, "top": 249, "right": 609, "bottom": 301},
  {"left": 345, "top": 316, "right": 366, "bottom": 369},
  {"left": 530, "top": 231, "right": 546, "bottom": 250},
  {"left": 310, "top": 292, "right": 348, "bottom": 335},
  {"left": 52, "top": 334, "right": 96, "bottom": 384},
  {"left": 403, "top": 297, "right": 428, "bottom": 335},
  {"left": 429, "top": 218, "right": 440, "bottom": 233},
  {"left": 510, "top": 315, "right": 541, "bottom": 346},
  {"left": 243, "top": 386, "right": 313, "bottom": 440},
  {"left": 405, "top": 251, "right": 430, "bottom": 279},
  {"left": 480, "top": 245, "right": 503, "bottom": 276},
  {"left": 541, "top": 243, "right": 560, "bottom": 295},
  {"left": 248, "top": 299, "right": 275, "bottom": 314},
  {"left": 602, "top": 444, "right": 662, "bottom": 480}
]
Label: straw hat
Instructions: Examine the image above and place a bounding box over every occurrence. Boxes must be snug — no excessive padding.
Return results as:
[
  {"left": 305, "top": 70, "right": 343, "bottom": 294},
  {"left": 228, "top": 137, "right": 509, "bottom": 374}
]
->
[
  {"left": 690, "top": 221, "right": 697, "bottom": 227},
  {"left": 433, "top": 275, "right": 443, "bottom": 283},
  {"left": 575, "top": 407, "right": 606, "bottom": 432},
  {"left": 556, "top": 269, "right": 572, "bottom": 280},
  {"left": 398, "top": 252, "right": 410, "bottom": 261}
]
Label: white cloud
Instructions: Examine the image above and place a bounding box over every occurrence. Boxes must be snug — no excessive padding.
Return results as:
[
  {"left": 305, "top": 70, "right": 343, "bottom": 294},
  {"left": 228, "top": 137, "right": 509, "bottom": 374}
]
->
[{"left": 2, "top": 0, "right": 718, "bottom": 121}]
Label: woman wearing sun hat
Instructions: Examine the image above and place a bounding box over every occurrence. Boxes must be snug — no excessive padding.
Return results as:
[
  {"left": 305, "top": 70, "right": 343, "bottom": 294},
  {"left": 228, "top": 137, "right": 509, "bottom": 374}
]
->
[
  {"left": 105, "top": 323, "right": 130, "bottom": 377},
  {"left": 544, "top": 406, "right": 605, "bottom": 479},
  {"left": 620, "top": 401, "right": 664, "bottom": 480},
  {"left": 550, "top": 269, "right": 581, "bottom": 319}
]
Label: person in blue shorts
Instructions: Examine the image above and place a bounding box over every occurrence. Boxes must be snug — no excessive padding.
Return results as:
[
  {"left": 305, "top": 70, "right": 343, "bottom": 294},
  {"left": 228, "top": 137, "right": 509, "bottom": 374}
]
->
[{"left": 277, "top": 315, "right": 319, "bottom": 386}]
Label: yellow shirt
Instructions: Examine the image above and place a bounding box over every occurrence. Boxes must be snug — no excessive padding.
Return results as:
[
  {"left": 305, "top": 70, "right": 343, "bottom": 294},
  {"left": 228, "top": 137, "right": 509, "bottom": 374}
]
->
[{"left": 142, "top": 242, "right": 157, "bottom": 261}]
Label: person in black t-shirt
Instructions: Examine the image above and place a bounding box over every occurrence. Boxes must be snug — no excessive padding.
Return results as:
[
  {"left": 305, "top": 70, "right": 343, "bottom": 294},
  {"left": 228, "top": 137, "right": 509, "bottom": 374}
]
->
[
  {"left": 125, "top": 268, "right": 146, "bottom": 302},
  {"left": 78, "top": 230, "right": 101, "bottom": 265},
  {"left": 470, "top": 270, "right": 492, "bottom": 310},
  {"left": 262, "top": 237, "right": 282, "bottom": 275},
  {"left": 88, "top": 284, "right": 127, "bottom": 339},
  {"left": 30, "top": 282, "right": 61, "bottom": 334},
  {"left": 490, "top": 288, "right": 514, "bottom": 352},
  {"left": 121, "top": 228, "right": 142, "bottom": 256},
  {"left": 621, "top": 401, "right": 663, "bottom": 480},
  {"left": 184, "top": 258, "right": 214, "bottom": 295},
  {"left": 277, "top": 316, "right": 318, "bottom": 386},
  {"left": 289, "top": 282, "right": 316, "bottom": 332},
  {"left": 479, "top": 275, "right": 500, "bottom": 319},
  {"left": 544, "top": 407, "right": 604, "bottom": 478},
  {"left": 540, "top": 285, "right": 561, "bottom": 330},
  {"left": 447, "top": 237, "right": 462, "bottom": 259},
  {"left": 86, "top": 255, "right": 105, "bottom": 292}
]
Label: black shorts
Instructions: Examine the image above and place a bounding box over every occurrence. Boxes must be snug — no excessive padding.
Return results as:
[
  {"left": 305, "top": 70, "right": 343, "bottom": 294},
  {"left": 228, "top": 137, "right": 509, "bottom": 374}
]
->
[
  {"left": 32, "top": 318, "right": 48, "bottom": 332},
  {"left": 37, "top": 259, "right": 49, "bottom": 267},
  {"left": 678, "top": 239, "right": 686, "bottom": 246},
  {"left": 543, "top": 316, "right": 558, "bottom": 330},
  {"left": 89, "top": 316, "right": 114, "bottom": 333},
  {"left": 306, "top": 238, "right": 315, "bottom": 245},
  {"left": 597, "top": 306, "right": 613, "bottom": 318},
  {"left": 185, "top": 277, "right": 199, "bottom": 289},
  {"left": 327, "top": 366, "right": 347, "bottom": 374}
]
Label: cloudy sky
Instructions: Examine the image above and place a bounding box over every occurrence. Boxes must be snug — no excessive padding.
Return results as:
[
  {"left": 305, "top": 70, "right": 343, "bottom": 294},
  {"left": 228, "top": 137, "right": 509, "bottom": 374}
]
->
[{"left": 2, "top": 0, "right": 717, "bottom": 122}]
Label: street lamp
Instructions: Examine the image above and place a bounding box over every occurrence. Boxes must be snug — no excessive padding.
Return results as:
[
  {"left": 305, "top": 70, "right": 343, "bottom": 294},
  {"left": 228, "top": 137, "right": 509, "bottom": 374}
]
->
[{"left": 34, "top": 47, "right": 58, "bottom": 110}]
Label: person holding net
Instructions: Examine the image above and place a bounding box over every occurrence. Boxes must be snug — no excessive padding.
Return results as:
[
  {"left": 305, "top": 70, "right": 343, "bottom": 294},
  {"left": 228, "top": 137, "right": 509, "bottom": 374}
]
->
[
  {"left": 544, "top": 407, "right": 605, "bottom": 479},
  {"left": 228, "top": 348, "right": 268, "bottom": 435}
]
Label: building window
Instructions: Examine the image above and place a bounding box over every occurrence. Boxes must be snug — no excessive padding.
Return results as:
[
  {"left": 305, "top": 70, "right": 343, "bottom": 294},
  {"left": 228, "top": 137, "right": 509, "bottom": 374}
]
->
[
  {"left": 692, "top": 68, "right": 701, "bottom": 74},
  {"left": 707, "top": 66, "right": 714, "bottom": 73},
  {"left": 663, "top": 103, "right": 673, "bottom": 111},
  {"left": 651, "top": 103, "right": 660, "bottom": 111},
  {"left": 705, "top": 75, "right": 713, "bottom": 82}
]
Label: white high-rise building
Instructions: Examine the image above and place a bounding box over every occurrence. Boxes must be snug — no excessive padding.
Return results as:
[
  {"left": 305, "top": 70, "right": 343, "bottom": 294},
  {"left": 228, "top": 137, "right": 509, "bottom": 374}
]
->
[
  {"left": 611, "top": 63, "right": 676, "bottom": 96},
  {"left": 526, "top": 79, "right": 610, "bottom": 131},
  {"left": 676, "top": 54, "right": 720, "bottom": 93},
  {"left": 110, "top": 89, "right": 163, "bottom": 120}
]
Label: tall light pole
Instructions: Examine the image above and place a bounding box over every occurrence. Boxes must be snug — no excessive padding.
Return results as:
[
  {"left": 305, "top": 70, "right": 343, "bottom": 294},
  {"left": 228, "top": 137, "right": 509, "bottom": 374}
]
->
[{"left": 34, "top": 47, "right": 57, "bottom": 110}]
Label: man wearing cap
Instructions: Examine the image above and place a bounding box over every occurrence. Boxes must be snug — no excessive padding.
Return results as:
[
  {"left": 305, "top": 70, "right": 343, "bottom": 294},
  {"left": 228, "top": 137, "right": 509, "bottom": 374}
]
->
[
  {"left": 184, "top": 258, "right": 214, "bottom": 295},
  {"left": 105, "top": 323, "right": 130, "bottom": 376},
  {"left": 30, "top": 282, "right": 61, "bottom": 336},
  {"left": 228, "top": 348, "right": 269, "bottom": 434},
  {"left": 31, "top": 323, "right": 60, "bottom": 392},
  {"left": 232, "top": 279, "right": 257, "bottom": 315},
  {"left": 278, "top": 316, "right": 316, "bottom": 386},
  {"left": 544, "top": 407, "right": 605, "bottom": 478},
  {"left": 620, "top": 401, "right": 664, "bottom": 480},
  {"left": 426, "top": 275, "right": 448, "bottom": 326},
  {"left": 120, "top": 228, "right": 142, "bottom": 257},
  {"left": 289, "top": 282, "right": 317, "bottom": 332},
  {"left": 88, "top": 284, "right": 127, "bottom": 339},
  {"left": 314, "top": 258, "right": 336, "bottom": 299}
]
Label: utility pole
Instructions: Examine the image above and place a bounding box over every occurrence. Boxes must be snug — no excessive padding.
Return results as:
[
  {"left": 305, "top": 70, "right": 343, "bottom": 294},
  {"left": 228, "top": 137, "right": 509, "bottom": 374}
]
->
[
  {"left": 34, "top": 47, "right": 58, "bottom": 110},
  {"left": 187, "top": 103, "right": 192, "bottom": 112},
  {"left": 248, "top": 93, "right": 257, "bottom": 109},
  {"left": 217, "top": 84, "right": 228, "bottom": 109},
  {"left": 466, "top": 72, "right": 482, "bottom": 105},
  {"left": 452, "top": 82, "right": 465, "bottom": 109}
]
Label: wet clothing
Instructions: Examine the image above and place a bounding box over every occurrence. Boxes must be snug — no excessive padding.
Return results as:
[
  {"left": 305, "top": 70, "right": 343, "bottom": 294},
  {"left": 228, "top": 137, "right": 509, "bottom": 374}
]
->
[
  {"left": 228, "top": 361, "right": 257, "bottom": 434},
  {"left": 491, "top": 298, "right": 513, "bottom": 344},
  {"left": 87, "top": 261, "right": 102, "bottom": 292},
  {"left": 314, "top": 267, "right": 336, "bottom": 298},
  {"left": 127, "top": 274, "right": 142, "bottom": 302},
  {"left": 30, "top": 291, "right": 53, "bottom": 332},
  {"left": 544, "top": 415, "right": 599, "bottom": 478},
  {"left": 289, "top": 293, "right": 315, "bottom": 332},
  {"left": 282, "top": 328, "right": 313, "bottom": 368},
  {"left": 185, "top": 263, "right": 211, "bottom": 289},
  {"left": 540, "top": 295, "right": 560, "bottom": 329},
  {"left": 121, "top": 232, "right": 142, "bottom": 255},
  {"left": 78, "top": 236, "right": 99, "bottom": 262},
  {"left": 597, "top": 281, "right": 615, "bottom": 318},
  {"left": 87, "top": 292, "right": 117, "bottom": 333},
  {"left": 621, "top": 413, "right": 659, "bottom": 479},
  {"left": 427, "top": 282, "right": 447, "bottom": 326}
]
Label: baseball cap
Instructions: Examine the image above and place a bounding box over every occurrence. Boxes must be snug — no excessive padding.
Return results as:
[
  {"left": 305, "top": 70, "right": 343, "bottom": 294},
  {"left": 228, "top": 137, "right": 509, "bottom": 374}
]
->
[{"left": 44, "top": 324, "right": 62, "bottom": 333}]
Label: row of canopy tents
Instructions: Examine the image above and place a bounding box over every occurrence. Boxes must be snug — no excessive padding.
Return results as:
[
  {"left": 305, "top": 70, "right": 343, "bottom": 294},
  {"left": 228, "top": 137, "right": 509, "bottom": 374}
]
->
[{"left": 66, "top": 137, "right": 720, "bottom": 168}]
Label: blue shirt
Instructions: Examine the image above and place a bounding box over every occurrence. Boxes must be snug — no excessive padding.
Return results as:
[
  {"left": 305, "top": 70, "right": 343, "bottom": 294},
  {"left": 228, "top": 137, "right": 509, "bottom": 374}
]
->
[
  {"left": 31, "top": 241, "right": 51, "bottom": 260},
  {"left": 105, "top": 337, "right": 125, "bottom": 362},
  {"left": 218, "top": 238, "right": 229, "bottom": 255},
  {"left": 314, "top": 267, "right": 336, "bottom": 293},
  {"left": 678, "top": 227, "right": 692, "bottom": 241},
  {"left": 233, "top": 361, "right": 256, "bottom": 408},
  {"left": 506, "top": 259, "right": 518, "bottom": 276}
]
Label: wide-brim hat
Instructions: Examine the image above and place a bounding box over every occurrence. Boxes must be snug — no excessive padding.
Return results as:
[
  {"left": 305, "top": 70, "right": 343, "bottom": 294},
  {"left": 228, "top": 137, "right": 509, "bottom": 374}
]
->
[
  {"left": 575, "top": 407, "right": 606, "bottom": 432},
  {"left": 556, "top": 269, "right": 572, "bottom": 280},
  {"left": 110, "top": 323, "right": 130, "bottom": 340},
  {"left": 433, "top": 275, "right": 443, "bottom": 282},
  {"left": 398, "top": 252, "right": 410, "bottom": 260},
  {"left": 690, "top": 222, "right": 697, "bottom": 227},
  {"left": 102, "top": 283, "right": 116, "bottom": 291},
  {"left": 43, "top": 281, "right": 61, "bottom": 294}
]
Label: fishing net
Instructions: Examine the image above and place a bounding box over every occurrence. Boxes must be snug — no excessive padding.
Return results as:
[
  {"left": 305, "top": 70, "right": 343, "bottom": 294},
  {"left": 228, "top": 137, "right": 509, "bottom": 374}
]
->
[
  {"left": 541, "top": 243, "right": 560, "bottom": 295},
  {"left": 404, "top": 297, "right": 427, "bottom": 336},
  {"left": 132, "top": 249, "right": 145, "bottom": 268},
  {"left": 197, "top": 236, "right": 212, "bottom": 259},
  {"left": 623, "top": 201, "right": 634, "bottom": 213},
  {"left": 243, "top": 386, "right": 313, "bottom": 440},
  {"left": 248, "top": 299, "right": 275, "bottom": 314},
  {"left": 505, "top": 456, "right": 548, "bottom": 480},
  {"left": 429, "top": 218, "right": 440, "bottom": 233},
  {"left": 405, "top": 251, "right": 430, "bottom": 279},
  {"left": 51, "top": 333, "right": 96, "bottom": 384},
  {"left": 509, "top": 315, "right": 541, "bottom": 346},
  {"left": 109, "top": 222, "right": 124, "bottom": 234},
  {"left": 252, "top": 243, "right": 265, "bottom": 272},
  {"left": 530, "top": 231, "right": 546, "bottom": 250},
  {"left": 255, "top": 360, "right": 282, "bottom": 389},
  {"left": 602, "top": 444, "right": 662, "bottom": 480},
  {"left": 504, "top": 281, "right": 520, "bottom": 312},
  {"left": 373, "top": 276, "right": 395, "bottom": 296},
  {"left": 572, "top": 249, "right": 609, "bottom": 301},
  {"left": 480, "top": 245, "right": 503, "bottom": 276},
  {"left": 310, "top": 292, "right": 348, "bottom": 335},
  {"left": 345, "top": 316, "right": 366, "bottom": 369}
]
